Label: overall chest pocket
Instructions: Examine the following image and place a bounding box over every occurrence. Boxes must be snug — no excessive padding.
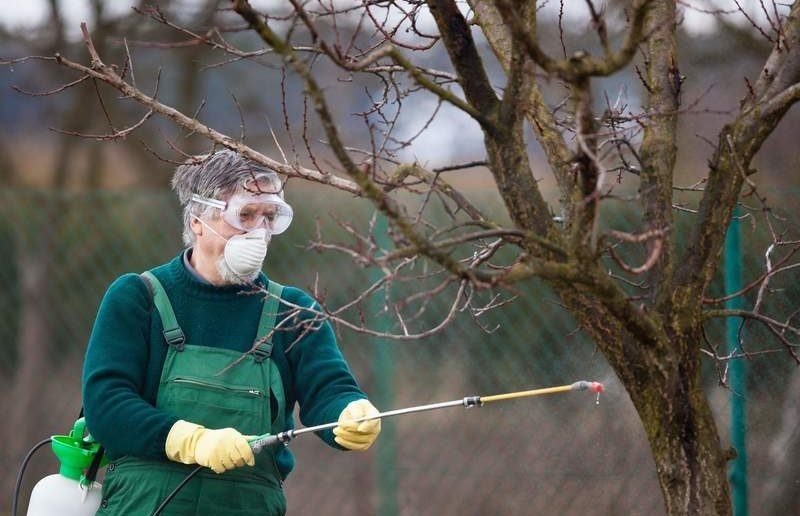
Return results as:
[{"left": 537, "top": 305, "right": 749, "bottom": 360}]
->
[
  {"left": 161, "top": 376, "right": 268, "bottom": 434},
  {"left": 156, "top": 344, "right": 273, "bottom": 436}
]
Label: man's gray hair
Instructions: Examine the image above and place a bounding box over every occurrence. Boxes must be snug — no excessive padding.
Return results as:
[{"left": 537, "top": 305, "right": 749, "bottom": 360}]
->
[{"left": 172, "top": 150, "right": 284, "bottom": 246}]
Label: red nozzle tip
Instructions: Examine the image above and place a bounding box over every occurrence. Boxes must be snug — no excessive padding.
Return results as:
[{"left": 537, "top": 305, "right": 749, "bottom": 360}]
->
[{"left": 589, "top": 382, "right": 604, "bottom": 393}]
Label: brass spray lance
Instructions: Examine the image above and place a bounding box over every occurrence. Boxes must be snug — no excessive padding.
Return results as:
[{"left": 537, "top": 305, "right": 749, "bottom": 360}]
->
[
  {"left": 154, "top": 380, "right": 605, "bottom": 515},
  {"left": 250, "top": 380, "right": 604, "bottom": 452}
]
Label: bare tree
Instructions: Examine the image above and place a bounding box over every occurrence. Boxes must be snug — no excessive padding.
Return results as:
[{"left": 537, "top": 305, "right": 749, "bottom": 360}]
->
[{"left": 6, "top": 1, "right": 800, "bottom": 514}]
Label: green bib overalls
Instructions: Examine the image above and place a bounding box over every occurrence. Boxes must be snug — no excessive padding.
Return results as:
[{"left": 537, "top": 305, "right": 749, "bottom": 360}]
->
[{"left": 96, "top": 272, "right": 287, "bottom": 516}]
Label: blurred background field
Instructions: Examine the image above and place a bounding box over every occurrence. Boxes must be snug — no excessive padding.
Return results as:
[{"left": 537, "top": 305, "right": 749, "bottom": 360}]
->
[{"left": 1, "top": 187, "right": 797, "bottom": 515}]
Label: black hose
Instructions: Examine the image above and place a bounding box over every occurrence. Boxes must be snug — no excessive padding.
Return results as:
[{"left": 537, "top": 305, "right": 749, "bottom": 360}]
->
[
  {"left": 12, "top": 438, "right": 52, "bottom": 516},
  {"left": 151, "top": 465, "right": 203, "bottom": 516},
  {"left": 14, "top": 435, "right": 202, "bottom": 516}
]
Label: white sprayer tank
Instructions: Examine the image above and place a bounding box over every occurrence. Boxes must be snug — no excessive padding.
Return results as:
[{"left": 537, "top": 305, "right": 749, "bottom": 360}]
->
[
  {"left": 26, "top": 418, "right": 107, "bottom": 516},
  {"left": 27, "top": 474, "right": 102, "bottom": 516}
]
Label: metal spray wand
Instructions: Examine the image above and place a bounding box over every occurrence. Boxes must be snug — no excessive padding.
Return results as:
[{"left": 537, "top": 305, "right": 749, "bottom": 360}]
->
[
  {"left": 249, "top": 380, "right": 604, "bottom": 452},
  {"left": 153, "top": 380, "right": 605, "bottom": 515}
]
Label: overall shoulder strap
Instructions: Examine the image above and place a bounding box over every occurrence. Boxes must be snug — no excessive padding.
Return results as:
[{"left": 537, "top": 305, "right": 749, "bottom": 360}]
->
[
  {"left": 259, "top": 280, "right": 283, "bottom": 328},
  {"left": 257, "top": 280, "right": 288, "bottom": 432},
  {"left": 252, "top": 280, "right": 284, "bottom": 360},
  {"left": 140, "top": 271, "right": 186, "bottom": 349}
]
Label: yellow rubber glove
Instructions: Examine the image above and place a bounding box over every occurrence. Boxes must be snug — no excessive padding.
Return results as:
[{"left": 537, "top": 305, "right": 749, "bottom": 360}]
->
[
  {"left": 165, "top": 420, "right": 255, "bottom": 474},
  {"left": 332, "top": 399, "right": 381, "bottom": 451}
]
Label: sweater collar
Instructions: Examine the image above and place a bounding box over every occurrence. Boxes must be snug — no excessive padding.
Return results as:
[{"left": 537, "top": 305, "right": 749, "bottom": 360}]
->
[{"left": 174, "top": 249, "right": 267, "bottom": 296}]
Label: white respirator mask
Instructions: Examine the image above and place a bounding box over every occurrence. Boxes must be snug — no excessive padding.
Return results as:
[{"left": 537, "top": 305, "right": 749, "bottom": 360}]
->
[
  {"left": 194, "top": 217, "right": 271, "bottom": 282},
  {"left": 222, "top": 227, "right": 270, "bottom": 279}
]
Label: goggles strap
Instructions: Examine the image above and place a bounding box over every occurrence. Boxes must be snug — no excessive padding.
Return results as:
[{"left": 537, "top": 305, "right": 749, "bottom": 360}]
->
[{"left": 190, "top": 194, "right": 227, "bottom": 210}]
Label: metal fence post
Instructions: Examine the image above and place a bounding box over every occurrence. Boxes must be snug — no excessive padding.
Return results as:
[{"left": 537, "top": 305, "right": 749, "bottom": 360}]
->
[
  {"left": 372, "top": 214, "right": 398, "bottom": 516},
  {"left": 725, "top": 205, "right": 748, "bottom": 516}
]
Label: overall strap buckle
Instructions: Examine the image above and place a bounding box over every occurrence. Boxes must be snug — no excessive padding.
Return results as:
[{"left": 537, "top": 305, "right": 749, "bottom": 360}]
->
[
  {"left": 251, "top": 341, "right": 273, "bottom": 363},
  {"left": 163, "top": 328, "right": 186, "bottom": 350}
]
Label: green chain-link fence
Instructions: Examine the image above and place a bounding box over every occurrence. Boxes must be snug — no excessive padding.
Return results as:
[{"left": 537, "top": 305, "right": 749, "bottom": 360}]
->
[{"left": 2, "top": 188, "right": 798, "bottom": 515}]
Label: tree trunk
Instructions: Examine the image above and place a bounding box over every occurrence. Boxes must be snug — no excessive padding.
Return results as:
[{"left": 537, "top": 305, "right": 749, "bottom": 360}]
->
[
  {"left": 562, "top": 287, "right": 732, "bottom": 516},
  {"left": 603, "top": 324, "right": 733, "bottom": 516},
  {"left": 628, "top": 349, "right": 732, "bottom": 516}
]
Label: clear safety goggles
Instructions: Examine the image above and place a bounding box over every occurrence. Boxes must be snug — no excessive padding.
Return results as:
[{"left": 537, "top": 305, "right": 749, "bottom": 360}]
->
[{"left": 191, "top": 192, "right": 293, "bottom": 234}]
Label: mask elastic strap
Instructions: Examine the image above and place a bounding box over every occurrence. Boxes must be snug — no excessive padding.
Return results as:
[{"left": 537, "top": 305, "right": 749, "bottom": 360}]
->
[{"left": 192, "top": 215, "right": 230, "bottom": 242}]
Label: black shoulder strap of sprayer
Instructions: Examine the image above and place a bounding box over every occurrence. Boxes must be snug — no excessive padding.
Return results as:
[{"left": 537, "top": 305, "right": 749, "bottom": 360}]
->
[{"left": 77, "top": 407, "right": 106, "bottom": 484}]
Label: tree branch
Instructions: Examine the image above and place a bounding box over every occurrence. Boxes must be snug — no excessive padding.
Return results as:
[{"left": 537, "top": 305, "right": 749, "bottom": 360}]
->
[
  {"left": 676, "top": 1, "right": 800, "bottom": 306},
  {"left": 639, "top": 0, "right": 679, "bottom": 299},
  {"left": 468, "top": 0, "right": 576, "bottom": 211},
  {"left": 232, "top": 0, "right": 490, "bottom": 285},
  {"left": 51, "top": 24, "right": 360, "bottom": 193},
  {"left": 494, "top": 0, "right": 654, "bottom": 81},
  {"left": 424, "top": 0, "right": 499, "bottom": 132}
]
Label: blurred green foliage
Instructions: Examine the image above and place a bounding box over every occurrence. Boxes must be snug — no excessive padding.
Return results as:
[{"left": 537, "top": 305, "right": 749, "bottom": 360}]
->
[{"left": 1, "top": 186, "right": 796, "bottom": 390}]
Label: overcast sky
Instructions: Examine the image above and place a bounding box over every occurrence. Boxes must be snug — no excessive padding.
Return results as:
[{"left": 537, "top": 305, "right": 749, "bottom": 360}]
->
[
  {"left": 0, "top": 1, "right": 287, "bottom": 35},
  {"left": 0, "top": 1, "right": 780, "bottom": 166},
  {"left": 1, "top": 0, "right": 741, "bottom": 37}
]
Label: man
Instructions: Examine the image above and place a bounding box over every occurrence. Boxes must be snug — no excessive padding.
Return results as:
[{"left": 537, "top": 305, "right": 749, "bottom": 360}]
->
[{"left": 82, "top": 150, "right": 381, "bottom": 515}]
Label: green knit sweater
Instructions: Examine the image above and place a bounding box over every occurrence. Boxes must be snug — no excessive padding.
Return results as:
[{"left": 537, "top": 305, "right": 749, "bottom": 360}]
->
[{"left": 81, "top": 251, "right": 367, "bottom": 479}]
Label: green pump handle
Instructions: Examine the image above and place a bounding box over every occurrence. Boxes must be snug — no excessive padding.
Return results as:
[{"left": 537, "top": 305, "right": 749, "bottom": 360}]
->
[{"left": 50, "top": 417, "right": 108, "bottom": 485}]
